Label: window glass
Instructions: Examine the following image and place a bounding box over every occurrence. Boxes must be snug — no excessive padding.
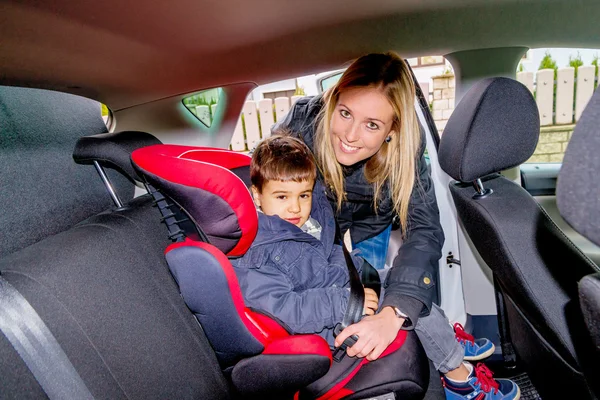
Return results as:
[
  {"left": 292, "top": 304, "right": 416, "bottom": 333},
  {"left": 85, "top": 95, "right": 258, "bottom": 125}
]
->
[
  {"left": 518, "top": 48, "right": 599, "bottom": 163},
  {"left": 421, "top": 56, "right": 444, "bottom": 65},
  {"left": 101, "top": 103, "right": 110, "bottom": 128},
  {"left": 319, "top": 73, "right": 343, "bottom": 93},
  {"left": 233, "top": 56, "right": 448, "bottom": 151},
  {"left": 263, "top": 89, "right": 296, "bottom": 100},
  {"left": 183, "top": 88, "right": 223, "bottom": 128}
]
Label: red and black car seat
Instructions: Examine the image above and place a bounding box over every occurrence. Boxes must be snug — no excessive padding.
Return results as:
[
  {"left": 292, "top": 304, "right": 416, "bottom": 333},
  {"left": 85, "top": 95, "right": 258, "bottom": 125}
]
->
[{"left": 131, "top": 144, "right": 429, "bottom": 399}]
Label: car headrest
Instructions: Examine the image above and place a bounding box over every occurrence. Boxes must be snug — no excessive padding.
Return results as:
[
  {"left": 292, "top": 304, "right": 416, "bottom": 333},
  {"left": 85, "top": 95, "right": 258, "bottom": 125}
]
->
[
  {"left": 439, "top": 78, "right": 540, "bottom": 182},
  {"left": 73, "top": 131, "right": 162, "bottom": 183},
  {"left": 557, "top": 87, "right": 600, "bottom": 247},
  {"left": 131, "top": 144, "right": 257, "bottom": 257}
]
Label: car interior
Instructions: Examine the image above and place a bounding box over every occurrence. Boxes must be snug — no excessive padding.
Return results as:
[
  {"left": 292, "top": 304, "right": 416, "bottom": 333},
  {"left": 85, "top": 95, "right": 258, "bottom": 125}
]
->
[{"left": 1, "top": 0, "right": 600, "bottom": 399}]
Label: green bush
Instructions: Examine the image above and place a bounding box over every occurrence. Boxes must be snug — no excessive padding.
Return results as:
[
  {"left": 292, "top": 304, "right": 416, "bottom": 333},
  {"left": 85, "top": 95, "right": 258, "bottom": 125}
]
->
[
  {"left": 592, "top": 54, "right": 599, "bottom": 88},
  {"left": 183, "top": 95, "right": 219, "bottom": 122},
  {"left": 539, "top": 51, "right": 558, "bottom": 78},
  {"left": 569, "top": 52, "right": 584, "bottom": 77}
]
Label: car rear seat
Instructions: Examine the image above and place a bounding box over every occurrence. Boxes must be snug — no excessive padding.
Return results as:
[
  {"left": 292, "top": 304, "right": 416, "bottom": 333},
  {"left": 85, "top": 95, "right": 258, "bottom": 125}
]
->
[{"left": 0, "top": 86, "right": 230, "bottom": 399}]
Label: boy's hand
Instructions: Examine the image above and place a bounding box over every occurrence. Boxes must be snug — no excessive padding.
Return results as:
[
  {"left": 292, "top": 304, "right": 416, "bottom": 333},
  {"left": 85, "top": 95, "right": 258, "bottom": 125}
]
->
[{"left": 363, "top": 287, "right": 379, "bottom": 316}]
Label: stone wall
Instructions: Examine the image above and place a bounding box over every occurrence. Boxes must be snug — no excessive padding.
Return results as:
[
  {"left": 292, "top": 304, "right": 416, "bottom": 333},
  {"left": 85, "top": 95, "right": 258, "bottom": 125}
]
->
[
  {"left": 431, "top": 75, "right": 574, "bottom": 163},
  {"left": 527, "top": 125, "right": 574, "bottom": 163},
  {"left": 431, "top": 74, "right": 455, "bottom": 132}
]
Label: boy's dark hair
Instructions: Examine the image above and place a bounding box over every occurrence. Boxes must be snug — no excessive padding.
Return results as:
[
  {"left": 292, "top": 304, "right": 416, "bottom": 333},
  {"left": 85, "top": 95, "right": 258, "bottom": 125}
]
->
[{"left": 250, "top": 134, "right": 317, "bottom": 192}]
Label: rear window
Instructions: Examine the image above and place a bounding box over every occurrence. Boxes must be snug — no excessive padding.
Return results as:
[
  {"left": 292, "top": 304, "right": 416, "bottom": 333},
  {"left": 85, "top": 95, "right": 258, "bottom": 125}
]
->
[
  {"left": 516, "top": 48, "right": 599, "bottom": 163},
  {"left": 183, "top": 88, "right": 223, "bottom": 128}
]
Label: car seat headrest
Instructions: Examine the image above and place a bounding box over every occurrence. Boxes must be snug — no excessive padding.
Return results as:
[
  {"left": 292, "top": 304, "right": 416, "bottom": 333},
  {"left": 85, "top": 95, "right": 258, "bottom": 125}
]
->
[
  {"left": 131, "top": 144, "right": 257, "bottom": 257},
  {"left": 73, "top": 131, "right": 162, "bottom": 184},
  {"left": 557, "top": 87, "right": 600, "bottom": 247},
  {"left": 439, "top": 77, "right": 540, "bottom": 182}
]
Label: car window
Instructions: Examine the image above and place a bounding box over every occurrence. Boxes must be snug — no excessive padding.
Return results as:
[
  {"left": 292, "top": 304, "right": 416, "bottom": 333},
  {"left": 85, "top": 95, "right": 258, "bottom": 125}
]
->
[
  {"left": 101, "top": 103, "right": 111, "bottom": 129},
  {"left": 319, "top": 73, "right": 343, "bottom": 93},
  {"left": 183, "top": 88, "right": 223, "bottom": 128},
  {"left": 515, "top": 48, "right": 599, "bottom": 164},
  {"left": 230, "top": 56, "right": 450, "bottom": 152}
]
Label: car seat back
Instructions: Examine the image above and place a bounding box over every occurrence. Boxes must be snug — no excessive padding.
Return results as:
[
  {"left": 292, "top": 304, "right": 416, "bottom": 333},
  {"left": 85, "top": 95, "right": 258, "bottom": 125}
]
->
[
  {"left": 1, "top": 120, "right": 231, "bottom": 399},
  {"left": 438, "top": 78, "right": 598, "bottom": 399},
  {"left": 557, "top": 87, "right": 600, "bottom": 398},
  {"left": 0, "top": 86, "right": 133, "bottom": 257}
]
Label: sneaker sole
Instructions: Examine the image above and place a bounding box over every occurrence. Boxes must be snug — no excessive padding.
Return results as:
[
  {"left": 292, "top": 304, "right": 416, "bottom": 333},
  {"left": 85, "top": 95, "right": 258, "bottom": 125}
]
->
[
  {"left": 513, "top": 385, "right": 521, "bottom": 400},
  {"left": 463, "top": 343, "right": 496, "bottom": 361}
]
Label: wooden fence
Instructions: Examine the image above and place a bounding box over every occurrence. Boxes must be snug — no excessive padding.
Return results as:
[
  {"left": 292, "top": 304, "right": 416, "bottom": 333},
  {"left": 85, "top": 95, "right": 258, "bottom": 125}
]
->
[
  {"left": 212, "top": 95, "right": 304, "bottom": 152},
  {"left": 212, "top": 66, "right": 598, "bottom": 152},
  {"left": 517, "top": 66, "right": 598, "bottom": 126}
]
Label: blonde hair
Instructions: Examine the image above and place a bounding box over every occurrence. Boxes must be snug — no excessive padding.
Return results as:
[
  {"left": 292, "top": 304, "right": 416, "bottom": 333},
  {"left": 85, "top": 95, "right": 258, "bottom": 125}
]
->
[{"left": 314, "top": 52, "right": 421, "bottom": 233}]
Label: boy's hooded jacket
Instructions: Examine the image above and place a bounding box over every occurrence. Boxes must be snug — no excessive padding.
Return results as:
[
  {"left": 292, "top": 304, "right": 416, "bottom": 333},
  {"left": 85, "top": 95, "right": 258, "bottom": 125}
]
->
[{"left": 231, "top": 182, "right": 363, "bottom": 346}]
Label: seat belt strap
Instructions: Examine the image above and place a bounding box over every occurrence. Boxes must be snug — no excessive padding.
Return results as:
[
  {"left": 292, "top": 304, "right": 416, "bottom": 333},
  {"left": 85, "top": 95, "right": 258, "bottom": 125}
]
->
[
  {"left": 0, "top": 276, "right": 95, "bottom": 400},
  {"left": 334, "top": 223, "right": 364, "bottom": 331}
]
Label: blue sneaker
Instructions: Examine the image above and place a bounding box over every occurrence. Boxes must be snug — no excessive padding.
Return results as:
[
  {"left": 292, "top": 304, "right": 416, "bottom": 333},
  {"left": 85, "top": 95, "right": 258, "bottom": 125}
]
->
[
  {"left": 454, "top": 323, "right": 495, "bottom": 361},
  {"left": 443, "top": 363, "right": 521, "bottom": 400}
]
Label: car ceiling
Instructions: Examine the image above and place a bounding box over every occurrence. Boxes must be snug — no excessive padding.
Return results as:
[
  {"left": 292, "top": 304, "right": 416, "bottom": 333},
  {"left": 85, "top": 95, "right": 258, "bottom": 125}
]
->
[{"left": 1, "top": 0, "right": 599, "bottom": 111}]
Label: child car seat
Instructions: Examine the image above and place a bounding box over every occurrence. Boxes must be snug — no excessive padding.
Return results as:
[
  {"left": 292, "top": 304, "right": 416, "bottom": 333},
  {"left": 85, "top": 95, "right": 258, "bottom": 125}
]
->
[{"left": 131, "top": 143, "right": 429, "bottom": 399}]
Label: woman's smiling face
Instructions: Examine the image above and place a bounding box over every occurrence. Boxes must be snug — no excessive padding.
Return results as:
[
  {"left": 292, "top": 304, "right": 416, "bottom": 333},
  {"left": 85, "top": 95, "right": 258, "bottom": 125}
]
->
[{"left": 330, "top": 86, "right": 396, "bottom": 166}]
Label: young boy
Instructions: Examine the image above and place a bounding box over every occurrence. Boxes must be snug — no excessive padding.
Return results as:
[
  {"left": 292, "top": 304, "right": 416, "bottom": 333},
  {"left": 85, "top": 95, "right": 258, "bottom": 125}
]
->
[
  {"left": 231, "top": 135, "right": 378, "bottom": 347},
  {"left": 232, "top": 135, "right": 520, "bottom": 400}
]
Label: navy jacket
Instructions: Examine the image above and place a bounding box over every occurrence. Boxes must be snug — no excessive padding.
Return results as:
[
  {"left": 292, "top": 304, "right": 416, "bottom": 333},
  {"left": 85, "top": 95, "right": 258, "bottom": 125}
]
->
[
  {"left": 273, "top": 95, "right": 445, "bottom": 326},
  {"left": 231, "top": 182, "right": 363, "bottom": 346}
]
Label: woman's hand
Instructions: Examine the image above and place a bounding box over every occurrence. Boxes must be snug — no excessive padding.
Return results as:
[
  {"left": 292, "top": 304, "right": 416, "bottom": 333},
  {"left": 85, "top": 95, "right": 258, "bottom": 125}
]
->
[
  {"left": 362, "top": 287, "right": 379, "bottom": 316},
  {"left": 334, "top": 307, "right": 403, "bottom": 361}
]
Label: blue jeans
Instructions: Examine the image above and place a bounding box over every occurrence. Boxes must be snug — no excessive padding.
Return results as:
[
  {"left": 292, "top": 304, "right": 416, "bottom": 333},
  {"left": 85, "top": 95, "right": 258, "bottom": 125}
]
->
[
  {"left": 360, "top": 226, "right": 463, "bottom": 374},
  {"left": 352, "top": 224, "right": 392, "bottom": 270},
  {"left": 378, "top": 267, "right": 464, "bottom": 374}
]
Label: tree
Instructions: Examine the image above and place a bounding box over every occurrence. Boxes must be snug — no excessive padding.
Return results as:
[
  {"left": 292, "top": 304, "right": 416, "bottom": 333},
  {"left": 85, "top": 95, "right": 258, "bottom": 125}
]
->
[
  {"left": 538, "top": 51, "right": 558, "bottom": 77},
  {"left": 517, "top": 63, "right": 525, "bottom": 73},
  {"left": 593, "top": 54, "right": 599, "bottom": 88},
  {"left": 569, "top": 51, "right": 584, "bottom": 77}
]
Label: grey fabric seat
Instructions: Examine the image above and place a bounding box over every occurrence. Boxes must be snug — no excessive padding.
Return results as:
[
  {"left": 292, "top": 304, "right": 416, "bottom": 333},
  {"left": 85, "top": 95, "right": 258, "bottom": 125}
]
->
[
  {"left": 557, "top": 87, "right": 600, "bottom": 398},
  {"left": 438, "top": 78, "right": 599, "bottom": 399},
  {"left": 0, "top": 86, "right": 231, "bottom": 399}
]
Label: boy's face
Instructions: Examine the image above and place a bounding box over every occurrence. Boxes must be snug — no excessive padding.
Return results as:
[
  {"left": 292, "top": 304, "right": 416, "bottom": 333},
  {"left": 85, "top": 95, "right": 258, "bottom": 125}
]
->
[{"left": 251, "top": 179, "right": 314, "bottom": 228}]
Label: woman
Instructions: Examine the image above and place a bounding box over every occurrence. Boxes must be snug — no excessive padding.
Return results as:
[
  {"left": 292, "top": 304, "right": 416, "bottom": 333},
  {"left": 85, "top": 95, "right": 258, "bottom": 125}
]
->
[
  {"left": 276, "top": 52, "right": 442, "bottom": 353},
  {"left": 275, "top": 53, "right": 521, "bottom": 400}
]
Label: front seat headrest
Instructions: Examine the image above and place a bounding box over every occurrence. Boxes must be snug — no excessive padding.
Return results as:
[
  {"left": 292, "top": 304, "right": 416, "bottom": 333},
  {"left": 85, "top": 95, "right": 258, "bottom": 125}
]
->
[
  {"left": 73, "top": 131, "right": 162, "bottom": 184},
  {"left": 439, "top": 77, "right": 540, "bottom": 182},
  {"left": 131, "top": 144, "right": 257, "bottom": 257},
  {"left": 557, "top": 87, "right": 600, "bottom": 247}
]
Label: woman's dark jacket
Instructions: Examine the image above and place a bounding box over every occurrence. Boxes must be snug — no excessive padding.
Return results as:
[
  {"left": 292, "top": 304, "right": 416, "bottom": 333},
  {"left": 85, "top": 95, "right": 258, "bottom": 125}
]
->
[{"left": 273, "top": 95, "right": 445, "bottom": 326}]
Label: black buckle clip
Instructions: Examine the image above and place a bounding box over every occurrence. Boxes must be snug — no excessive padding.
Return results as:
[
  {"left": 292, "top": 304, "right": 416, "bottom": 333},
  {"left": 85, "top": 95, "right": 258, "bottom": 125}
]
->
[{"left": 332, "top": 323, "right": 359, "bottom": 362}]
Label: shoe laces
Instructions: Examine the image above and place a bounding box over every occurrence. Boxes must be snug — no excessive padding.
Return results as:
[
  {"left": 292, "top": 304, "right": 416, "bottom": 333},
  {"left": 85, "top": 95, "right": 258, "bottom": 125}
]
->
[
  {"left": 474, "top": 363, "right": 500, "bottom": 394},
  {"left": 454, "top": 322, "right": 475, "bottom": 345}
]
